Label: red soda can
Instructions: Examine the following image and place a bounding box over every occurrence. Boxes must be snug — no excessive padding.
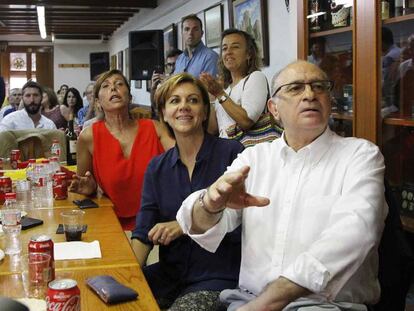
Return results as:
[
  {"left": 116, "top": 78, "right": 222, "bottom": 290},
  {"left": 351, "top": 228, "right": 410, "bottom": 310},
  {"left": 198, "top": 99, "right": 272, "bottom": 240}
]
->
[
  {"left": 0, "top": 176, "right": 12, "bottom": 204},
  {"left": 53, "top": 172, "right": 67, "bottom": 200},
  {"left": 0, "top": 158, "right": 3, "bottom": 170},
  {"left": 10, "top": 149, "right": 21, "bottom": 169},
  {"left": 46, "top": 279, "right": 80, "bottom": 311},
  {"left": 28, "top": 234, "right": 55, "bottom": 281}
]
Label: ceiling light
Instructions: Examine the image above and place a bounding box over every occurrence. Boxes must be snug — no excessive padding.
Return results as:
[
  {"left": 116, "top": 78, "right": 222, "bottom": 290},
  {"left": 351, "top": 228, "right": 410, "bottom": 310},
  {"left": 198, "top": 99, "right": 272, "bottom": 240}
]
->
[{"left": 36, "top": 6, "right": 47, "bottom": 39}]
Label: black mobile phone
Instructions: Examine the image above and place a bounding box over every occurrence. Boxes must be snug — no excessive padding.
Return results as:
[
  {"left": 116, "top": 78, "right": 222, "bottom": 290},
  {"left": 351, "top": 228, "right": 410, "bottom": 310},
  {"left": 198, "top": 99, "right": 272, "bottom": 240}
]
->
[
  {"left": 73, "top": 199, "right": 99, "bottom": 209},
  {"left": 21, "top": 217, "right": 44, "bottom": 230},
  {"left": 154, "top": 65, "right": 164, "bottom": 74}
]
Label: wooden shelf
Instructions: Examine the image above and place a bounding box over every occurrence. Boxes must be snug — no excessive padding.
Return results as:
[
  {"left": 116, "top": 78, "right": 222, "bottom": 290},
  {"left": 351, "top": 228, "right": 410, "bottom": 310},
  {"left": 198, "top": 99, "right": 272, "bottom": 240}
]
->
[
  {"left": 383, "top": 113, "right": 414, "bottom": 127},
  {"left": 309, "top": 26, "right": 352, "bottom": 38},
  {"left": 331, "top": 111, "right": 353, "bottom": 121},
  {"left": 383, "top": 13, "right": 414, "bottom": 25}
]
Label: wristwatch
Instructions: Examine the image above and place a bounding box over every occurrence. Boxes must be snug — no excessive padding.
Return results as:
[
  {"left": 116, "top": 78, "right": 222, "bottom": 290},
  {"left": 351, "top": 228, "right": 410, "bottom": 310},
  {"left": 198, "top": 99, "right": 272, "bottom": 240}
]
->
[{"left": 217, "top": 93, "right": 229, "bottom": 104}]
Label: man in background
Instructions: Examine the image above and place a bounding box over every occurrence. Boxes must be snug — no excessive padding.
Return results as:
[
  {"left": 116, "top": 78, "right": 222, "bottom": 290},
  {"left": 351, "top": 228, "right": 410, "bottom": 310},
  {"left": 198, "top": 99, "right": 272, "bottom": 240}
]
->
[
  {"left": 174, "top": 14, "right": 219, "bottom": 78},
  {"left": 77, "top": 82, "right": 95, "bottom": 126},
  {"left": 0, "top": 81, "right": 56, "bottom": 131},
  {"left": 0, "top": 88, "right": 22, "bottom": 120},
  {"left": 150, "top": 48, "right": 182, "bottom": 119}
]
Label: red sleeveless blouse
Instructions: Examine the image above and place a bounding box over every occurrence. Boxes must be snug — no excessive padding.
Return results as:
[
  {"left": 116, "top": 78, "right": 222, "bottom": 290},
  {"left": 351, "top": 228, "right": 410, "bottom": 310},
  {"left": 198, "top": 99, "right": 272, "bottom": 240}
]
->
[{"left": 92, "top": 119, "right": 164, "bottom": 230}]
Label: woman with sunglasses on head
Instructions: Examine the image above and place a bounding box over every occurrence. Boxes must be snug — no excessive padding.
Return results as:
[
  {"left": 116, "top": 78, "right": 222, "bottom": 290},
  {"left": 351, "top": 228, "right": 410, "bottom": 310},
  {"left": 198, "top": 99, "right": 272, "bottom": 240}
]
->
[
  {"left": 200, "top": 29, "right": 269, "bottom": 139},
  {"left": 132, "top": 73, "right": 243, "bottom": 310}
]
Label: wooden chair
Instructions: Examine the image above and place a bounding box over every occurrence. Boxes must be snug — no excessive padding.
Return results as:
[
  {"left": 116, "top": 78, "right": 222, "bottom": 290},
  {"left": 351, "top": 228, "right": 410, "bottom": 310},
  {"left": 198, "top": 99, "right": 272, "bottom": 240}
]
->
[{"left": 0, "top": 129, "right": 66, "bottom": 161}]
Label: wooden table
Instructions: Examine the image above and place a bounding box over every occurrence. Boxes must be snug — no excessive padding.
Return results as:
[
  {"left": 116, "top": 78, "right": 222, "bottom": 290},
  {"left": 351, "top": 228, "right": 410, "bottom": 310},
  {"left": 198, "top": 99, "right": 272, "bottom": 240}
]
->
[{"left": 0, "top": 195, "right": 160, "bottom": 311}]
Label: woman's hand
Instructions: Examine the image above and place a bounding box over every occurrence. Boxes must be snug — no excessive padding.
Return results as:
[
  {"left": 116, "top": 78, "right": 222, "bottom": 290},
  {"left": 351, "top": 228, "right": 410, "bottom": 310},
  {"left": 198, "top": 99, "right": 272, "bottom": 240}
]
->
[
  {"left": 148, "top": 221, "right": 183, "bottom": 246},
  {"left": 200, "top": 72, "right": 225, "bottom": 98},
  {"left": 68, "top": 171, "right": 97, "bottom": 196}
]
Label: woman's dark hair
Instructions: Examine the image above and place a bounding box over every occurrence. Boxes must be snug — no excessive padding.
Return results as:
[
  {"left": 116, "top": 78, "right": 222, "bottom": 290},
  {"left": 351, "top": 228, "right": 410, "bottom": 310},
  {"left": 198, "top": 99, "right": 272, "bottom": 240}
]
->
[
  {"left": 218, "top": 28, "right": 262, "bottom": 88},
  {"left": 42, "top": 87, "right": 59, "bottom": 109},
  {"left": 154, "top": 73, "right": 210, "bottom": 137},
  {"left": 62, "top": 87, "right": 83, "bottom": 116}
]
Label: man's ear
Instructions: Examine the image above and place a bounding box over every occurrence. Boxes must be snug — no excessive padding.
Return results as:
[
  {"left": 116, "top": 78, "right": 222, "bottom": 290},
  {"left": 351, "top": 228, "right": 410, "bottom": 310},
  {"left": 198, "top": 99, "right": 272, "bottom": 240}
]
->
[{"left": 267, "top": 98, "right": 280, "bottom": 122}]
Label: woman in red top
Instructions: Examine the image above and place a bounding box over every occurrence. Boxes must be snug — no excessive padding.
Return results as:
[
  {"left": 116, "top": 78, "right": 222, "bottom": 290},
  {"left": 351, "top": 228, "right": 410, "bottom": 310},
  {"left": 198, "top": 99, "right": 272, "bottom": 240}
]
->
[{"left": 69, "top": 69, "right": 174, "bottom": 230}]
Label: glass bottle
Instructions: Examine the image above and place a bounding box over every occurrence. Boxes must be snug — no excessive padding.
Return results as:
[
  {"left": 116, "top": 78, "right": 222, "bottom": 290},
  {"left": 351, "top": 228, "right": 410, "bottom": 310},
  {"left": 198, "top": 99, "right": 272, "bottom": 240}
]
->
[
  {"left": 382, "top": 0, "right": 390, "bottom": 20},
  {"left": 395, "top": 0, "right": 404, "bottom": 16},
  {"left": 406, "top": 0, "right": 414, "bottom": 13},
  {"left": 309, "top": 0, "right": 321, "bottom": 32},
  {"left": 66, "top": 114, "right": 77, "bottom": 166}
]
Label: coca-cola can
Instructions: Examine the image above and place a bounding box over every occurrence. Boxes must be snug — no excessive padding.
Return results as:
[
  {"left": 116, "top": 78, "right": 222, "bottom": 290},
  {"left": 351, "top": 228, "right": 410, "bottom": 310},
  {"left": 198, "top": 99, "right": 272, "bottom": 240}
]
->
[
  {"left": 0, "top": 176, "right": 12, "bottom": 204},
  {"left": 53, "top": 172, "right": 67, "bottom": 200},
  {"left": 47, "top": 279, "right": 80, "bottom": 311},
  {"left": 10, "top": 149, "right": 21, "bottom": 170},
  {"left": 28, "top": 234, "right": 55, "bottom": 281}
]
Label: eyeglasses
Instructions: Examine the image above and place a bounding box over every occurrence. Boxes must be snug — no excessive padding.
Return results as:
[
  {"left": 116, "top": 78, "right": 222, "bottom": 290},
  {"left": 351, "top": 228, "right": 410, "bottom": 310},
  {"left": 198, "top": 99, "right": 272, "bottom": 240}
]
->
[
  {"left": 165, "top": 62, "right": 175, "bottom": 68},
  {"left": 272, "top": 80, "right": 334, "bottom": 97}
]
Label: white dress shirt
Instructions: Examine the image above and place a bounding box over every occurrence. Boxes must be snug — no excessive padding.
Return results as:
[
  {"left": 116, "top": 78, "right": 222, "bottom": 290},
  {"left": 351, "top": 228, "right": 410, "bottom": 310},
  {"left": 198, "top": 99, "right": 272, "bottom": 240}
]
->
[
  {"left": 177, "top": 128, "right": 387, "bottom": 304},
  {"left": 215, "top": 71, "right": 268, "bottom": 138},
  {"left": 0, "top": 109, "right": 57, "bottom": 132},
  {"left": 0, "top": 104, "right": 12, "bottom": 121}
]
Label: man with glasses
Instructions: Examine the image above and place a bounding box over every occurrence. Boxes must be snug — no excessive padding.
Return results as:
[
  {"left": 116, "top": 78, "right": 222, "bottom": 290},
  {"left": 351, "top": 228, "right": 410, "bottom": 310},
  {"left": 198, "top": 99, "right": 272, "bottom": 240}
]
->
[
  {"left": 150, "top": 48, "right": 182, "bottom": 119},
  {"left": 177, "top": 61, "right": 387, "bottom": 310}
]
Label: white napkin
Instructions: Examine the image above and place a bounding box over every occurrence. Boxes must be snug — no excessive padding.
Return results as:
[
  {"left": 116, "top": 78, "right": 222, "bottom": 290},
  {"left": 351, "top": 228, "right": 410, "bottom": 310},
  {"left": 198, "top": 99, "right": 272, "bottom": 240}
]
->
[
  {"left": 17, "top": 298, "right": 47, "bottom": 311},
  {"left": 54, "top": 240, "right": 102, "bottom": 260}
]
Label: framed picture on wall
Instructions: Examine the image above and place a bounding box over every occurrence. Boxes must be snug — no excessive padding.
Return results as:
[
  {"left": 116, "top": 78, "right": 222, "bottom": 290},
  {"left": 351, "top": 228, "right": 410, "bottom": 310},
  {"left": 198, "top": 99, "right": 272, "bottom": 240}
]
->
[
  {"left": 124, "top": 48, "right": 129, "bottom": 81},
  {"left": 204, "top": 4, "right": 223, "bottom": 48},
  {"left": 110, "top": 54, "right": 117, "bottom": 70},
  {"left": 228, "top": 0, "right": 269, "bottom": 66},
  {"left": 117, "top": 51, "right": 123, "bottom": 72},
  {"left": 163, "top": 24, "right": 177, "bottom": 60}
]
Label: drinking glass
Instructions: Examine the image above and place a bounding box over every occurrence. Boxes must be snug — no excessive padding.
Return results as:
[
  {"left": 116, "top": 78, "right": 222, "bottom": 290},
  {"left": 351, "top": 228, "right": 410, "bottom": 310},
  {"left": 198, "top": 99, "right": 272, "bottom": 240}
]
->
[
  {"left": 20, "top": 252, "right": 51, "bottom": 299},
  {"left": 61, "top": 210, "right": 85, "bottom": 241},
  {"left": 15, "top": 180, "right": 33, "bottom": 210}
]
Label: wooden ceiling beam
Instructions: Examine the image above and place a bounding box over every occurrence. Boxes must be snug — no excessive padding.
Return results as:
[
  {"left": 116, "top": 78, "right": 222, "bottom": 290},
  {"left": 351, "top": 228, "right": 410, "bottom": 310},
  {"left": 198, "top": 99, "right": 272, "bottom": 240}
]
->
[{"left": 0, "top": 0, "right": 156, "bottom": 8}]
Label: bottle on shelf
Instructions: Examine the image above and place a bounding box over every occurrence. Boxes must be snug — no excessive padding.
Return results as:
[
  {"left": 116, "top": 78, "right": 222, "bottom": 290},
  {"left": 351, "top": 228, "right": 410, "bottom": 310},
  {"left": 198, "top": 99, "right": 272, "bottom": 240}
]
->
[
  {"left": 382, "top": 0, "right": 390, "bottom": 19},
  {"left": 2, "top": 192, "right": 22, "bottom": 255},
  {"left": 395, "top": 0, "right": 404, "bottom": 16},
  {"left": 406, "top": 0, "right": 414, "bottom": 14},
  {"left": 66, "top": 113, "right": 77, "bottom": 166},
  {"left": 309, "top": 0, "right": 321, "bottom": 32}
]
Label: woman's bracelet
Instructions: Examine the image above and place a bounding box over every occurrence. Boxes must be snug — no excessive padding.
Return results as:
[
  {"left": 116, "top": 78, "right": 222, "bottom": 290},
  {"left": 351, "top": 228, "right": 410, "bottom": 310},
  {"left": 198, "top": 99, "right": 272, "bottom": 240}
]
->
[{"left": 198, "top": 189, "right": 224, "bottom": 215}]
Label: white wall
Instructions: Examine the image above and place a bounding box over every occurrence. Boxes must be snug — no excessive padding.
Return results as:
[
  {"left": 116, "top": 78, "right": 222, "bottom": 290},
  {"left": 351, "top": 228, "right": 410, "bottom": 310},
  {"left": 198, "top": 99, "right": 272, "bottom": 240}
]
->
[
  {"left": 108, "top": 0, "right": 298, "bottom": 106},
  {"left": 53, "top": 43, "right": 109, "bottom": 93}
]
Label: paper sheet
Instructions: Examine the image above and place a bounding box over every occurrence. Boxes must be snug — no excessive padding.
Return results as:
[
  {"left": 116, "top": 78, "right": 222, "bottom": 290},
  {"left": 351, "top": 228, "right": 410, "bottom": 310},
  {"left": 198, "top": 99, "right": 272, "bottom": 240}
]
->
[{"left": 54, "top": 240, "right": 102, "bottom": 260}]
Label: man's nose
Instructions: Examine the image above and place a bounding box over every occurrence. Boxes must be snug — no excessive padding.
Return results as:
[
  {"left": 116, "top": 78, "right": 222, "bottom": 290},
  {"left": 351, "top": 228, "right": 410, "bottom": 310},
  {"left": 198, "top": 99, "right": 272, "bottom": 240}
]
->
[{"left": 302, "top": 84, "right": 316, "bottom": 100}]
